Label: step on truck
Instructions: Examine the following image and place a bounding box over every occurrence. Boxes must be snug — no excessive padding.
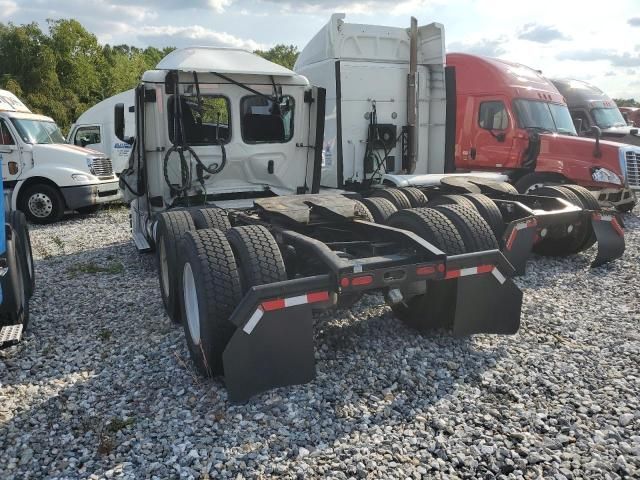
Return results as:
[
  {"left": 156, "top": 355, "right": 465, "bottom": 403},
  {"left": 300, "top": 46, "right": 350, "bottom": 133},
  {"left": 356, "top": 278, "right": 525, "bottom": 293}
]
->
[
  {"left": 116, "top": 46, "right": 623, "bottom": 402},
  {"left": 294, "top": 14, "right": 625, "bottom": 274},
  {"left": 294, "top": 14, "right": 638, "bottom": 213},
  {"left": 0, "top": 160, "right": 35, "bottom": 348},
  {"left": 0, "top": 90, "right": 121, "bottom": 223}
]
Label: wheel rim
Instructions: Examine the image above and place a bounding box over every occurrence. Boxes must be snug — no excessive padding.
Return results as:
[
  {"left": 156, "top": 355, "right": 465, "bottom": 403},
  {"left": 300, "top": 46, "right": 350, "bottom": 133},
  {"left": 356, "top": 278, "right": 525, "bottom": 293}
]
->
[
  {"left": 159, "top": 238, "right": 169, "bottom": 295},
  {"left": 27, "top": 193, "right": 53, "bottom": 218},
  {"left": 182, "top": 262, "right": 200, "bottom": 345}
]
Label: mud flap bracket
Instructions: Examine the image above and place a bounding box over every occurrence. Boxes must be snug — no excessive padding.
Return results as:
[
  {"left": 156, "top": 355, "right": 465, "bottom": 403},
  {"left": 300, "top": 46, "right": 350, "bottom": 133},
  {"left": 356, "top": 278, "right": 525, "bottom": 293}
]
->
[{"left": 501, "top": 217, "right": 537, "bottom": 276}]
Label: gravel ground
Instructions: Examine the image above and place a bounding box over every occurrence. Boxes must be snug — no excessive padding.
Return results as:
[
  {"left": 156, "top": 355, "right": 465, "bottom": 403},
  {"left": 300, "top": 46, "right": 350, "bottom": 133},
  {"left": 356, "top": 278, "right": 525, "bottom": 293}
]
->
[{"left": 0, "top": 205, "right": 639, "bottom": 479}]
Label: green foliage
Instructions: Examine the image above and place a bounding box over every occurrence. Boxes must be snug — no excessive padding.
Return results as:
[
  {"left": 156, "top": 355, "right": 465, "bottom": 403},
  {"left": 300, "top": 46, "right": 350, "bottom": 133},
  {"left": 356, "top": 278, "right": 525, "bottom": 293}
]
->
[
  {"left": 613, "top": 98, "right": 640, "bottom": 107},
  {"left": 254, "top": 44, "right": 300, "bottom": 70},
  {"left": 0, "top": 20, "right": 175, "bottom": 132}
]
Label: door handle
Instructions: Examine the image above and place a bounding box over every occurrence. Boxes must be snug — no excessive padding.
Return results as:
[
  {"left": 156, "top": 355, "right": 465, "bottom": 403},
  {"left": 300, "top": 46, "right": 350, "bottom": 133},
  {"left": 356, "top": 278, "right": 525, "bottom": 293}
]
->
[
  {"left": 0, "top": 146, "right": 13, "bottom": 154},
  {"left": 470, "top": 147, "right": 476, "bottom": 160}
]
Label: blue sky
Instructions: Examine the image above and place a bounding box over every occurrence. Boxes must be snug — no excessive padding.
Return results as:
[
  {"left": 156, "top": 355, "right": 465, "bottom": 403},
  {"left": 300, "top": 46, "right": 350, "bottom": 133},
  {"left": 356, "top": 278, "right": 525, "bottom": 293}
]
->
[{"left": 2, "top": 0, "right": 639, "bottom": 99}]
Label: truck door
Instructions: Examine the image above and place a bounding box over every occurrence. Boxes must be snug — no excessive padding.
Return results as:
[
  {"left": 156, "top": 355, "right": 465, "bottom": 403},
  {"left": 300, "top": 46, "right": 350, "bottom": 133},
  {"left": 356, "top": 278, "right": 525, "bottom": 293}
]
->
[
  {"left": 0, "top": 118, "right": 22, "bottom": 180},
  {"left": 467, "top": 98, "right": 516, "bottom": 169},
  {"left": 71, "top": 124, "right": 104, "bottom": 154}
]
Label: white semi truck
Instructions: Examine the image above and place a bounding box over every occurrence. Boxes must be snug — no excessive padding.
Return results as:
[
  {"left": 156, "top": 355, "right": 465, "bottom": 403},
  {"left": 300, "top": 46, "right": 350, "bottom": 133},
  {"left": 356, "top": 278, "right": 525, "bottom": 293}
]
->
[
  {"left": 0, "top": 90, "right": 121, "bottom": 223},
  {"left": 68, "top": 89, "right": 136, "bottom": 174},
  {"left": 113, "top": 44, "right": 623, "bottom": 402}
]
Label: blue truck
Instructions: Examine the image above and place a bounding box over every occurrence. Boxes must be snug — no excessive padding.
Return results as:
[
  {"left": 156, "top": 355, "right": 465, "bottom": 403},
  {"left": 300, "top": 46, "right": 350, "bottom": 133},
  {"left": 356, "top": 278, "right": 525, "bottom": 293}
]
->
[{"left": 0, "top": 168, "right": 34, "bottom": 348}]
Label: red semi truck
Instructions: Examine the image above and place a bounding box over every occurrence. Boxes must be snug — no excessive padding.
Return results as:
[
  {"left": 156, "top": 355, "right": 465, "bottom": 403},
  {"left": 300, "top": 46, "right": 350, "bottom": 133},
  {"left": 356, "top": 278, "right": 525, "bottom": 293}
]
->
[{"left": 447, "top": 53, "right": 637, "bottom": 212}]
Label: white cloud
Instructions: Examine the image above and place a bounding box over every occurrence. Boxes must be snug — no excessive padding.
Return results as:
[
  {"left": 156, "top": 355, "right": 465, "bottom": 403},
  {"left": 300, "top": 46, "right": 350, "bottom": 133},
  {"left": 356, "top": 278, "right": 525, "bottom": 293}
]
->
[
  {"left": 0, "top": 0, "right": 18, "bottom": 18},
  {"left": 135, "top": 25, "right": 267, "bottom": 50}
]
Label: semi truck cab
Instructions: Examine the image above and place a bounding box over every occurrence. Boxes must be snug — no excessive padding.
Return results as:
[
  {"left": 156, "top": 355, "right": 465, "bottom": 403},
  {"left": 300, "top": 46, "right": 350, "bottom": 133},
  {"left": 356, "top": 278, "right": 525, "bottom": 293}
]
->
[
  {"left": 0, "top": 90, "right": 121, "bottom": 223},
  {"left": 448, "top": 54, "right": 638, "bottom": 211}
]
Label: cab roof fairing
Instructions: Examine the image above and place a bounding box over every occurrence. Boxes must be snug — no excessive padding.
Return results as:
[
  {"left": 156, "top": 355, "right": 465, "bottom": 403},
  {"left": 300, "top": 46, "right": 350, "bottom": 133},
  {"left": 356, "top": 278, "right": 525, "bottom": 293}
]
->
[
  {"left": 447, "top": 53, "right": 566, "bottom": 105},
  {"left": 294, "top": 12, "right": 445, "bottom": 69}
]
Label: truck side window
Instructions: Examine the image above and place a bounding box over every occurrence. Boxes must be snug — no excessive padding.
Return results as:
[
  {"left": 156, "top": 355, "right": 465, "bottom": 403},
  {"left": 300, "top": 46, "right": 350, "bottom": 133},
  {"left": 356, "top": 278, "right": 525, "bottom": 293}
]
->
[
  {"left": 0, "top": 120, "right": 15, "bottom": 145},
  {"left": 478, "top": 101, "right": 508, "bottom": 130},
  {"left": 74, "top": 126, "right": 101, "bottom": 147},
  {"left": 241, "top": 95, "right": 294, "bottom": 143},
  {"left": 168, "top": 95, "right": 231, "bottom": 145}
]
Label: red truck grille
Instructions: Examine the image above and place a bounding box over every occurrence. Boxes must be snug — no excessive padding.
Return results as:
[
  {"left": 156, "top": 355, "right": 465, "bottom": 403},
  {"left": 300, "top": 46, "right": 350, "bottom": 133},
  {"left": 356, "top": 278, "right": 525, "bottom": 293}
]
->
[{"left": 625, "top": 151, "right": 640, "bottom": 188}]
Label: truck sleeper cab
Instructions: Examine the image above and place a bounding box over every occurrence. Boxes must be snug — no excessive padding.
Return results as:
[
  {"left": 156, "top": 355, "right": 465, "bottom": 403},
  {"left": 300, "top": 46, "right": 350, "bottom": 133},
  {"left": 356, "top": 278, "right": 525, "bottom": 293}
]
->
[
  {"left": 117, "top": 47, "right": 537, "bottom": 402},
  {"left": 447, "top": 54, "right": 638, "bottom": 212},
  {"left": 67, "top": 89, "right": 136, "bottom": 175},
  {"left": 0, "top": 90, "right": 121, "bottom": 223}
]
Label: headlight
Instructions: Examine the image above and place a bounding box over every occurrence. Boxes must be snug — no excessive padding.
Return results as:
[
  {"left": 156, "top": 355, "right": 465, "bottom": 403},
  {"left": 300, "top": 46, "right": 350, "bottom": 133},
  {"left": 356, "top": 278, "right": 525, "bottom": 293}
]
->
[
  {"left": 591, "top": 167, "right": 622, "bottom": 186},
  {"left": 72, "top": 173, "right": 92, "bottom": 183}
]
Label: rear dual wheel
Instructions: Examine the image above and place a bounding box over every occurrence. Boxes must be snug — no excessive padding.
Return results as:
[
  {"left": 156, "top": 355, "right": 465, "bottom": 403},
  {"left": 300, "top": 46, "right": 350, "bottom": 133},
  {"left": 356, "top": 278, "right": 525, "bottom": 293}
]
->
[{"left": 178, "top": 225, "right": 287, "bottom": 376}]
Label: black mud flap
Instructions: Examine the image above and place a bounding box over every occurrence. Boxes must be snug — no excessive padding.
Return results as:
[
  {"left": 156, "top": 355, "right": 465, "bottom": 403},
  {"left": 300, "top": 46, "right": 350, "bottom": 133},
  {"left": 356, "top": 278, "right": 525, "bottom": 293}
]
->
[
  {"left": 501, "top": 217, "right": 538, "bottom": 276},
  {"left": 452, "top": 274, "right": 522, "bottom": 336},
  {"left": 591, "top": 212, "right": 625, "bottom": 268},
  {"left": 222, "top": 275, "right": 332, "bottom": 404},
  {"left": 444, "top": 251, "right": 522, "bottom": 336}
]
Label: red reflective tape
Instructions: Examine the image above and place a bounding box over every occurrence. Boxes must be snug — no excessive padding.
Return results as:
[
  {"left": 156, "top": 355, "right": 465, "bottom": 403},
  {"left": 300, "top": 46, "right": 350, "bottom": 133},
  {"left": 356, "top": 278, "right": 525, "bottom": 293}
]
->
[
  {"left": 445, "top": 269, "right": 461, "bottom": 279},
  {"left": 612, "top": 218, "right": 624, "bottom": 237},
  {"left": 340, "top": 277, "right": 350, "bottom": 288},
  {"left": 506, "top": 229, "right": 518, "bottom": 251},
  {"left": 477, "top": 264, "right": 494, "bottom": 274},
  {"left": 307, "top": 291, "right": 330, "bottom": 304},
  {"left": 261, "top": 298, "right": 286, "bottom": 311}
]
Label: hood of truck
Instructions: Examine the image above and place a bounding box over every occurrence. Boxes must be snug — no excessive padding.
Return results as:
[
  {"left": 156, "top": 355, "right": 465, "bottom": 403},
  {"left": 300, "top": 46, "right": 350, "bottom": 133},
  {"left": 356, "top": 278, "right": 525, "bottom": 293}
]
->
[
  {"left": 538, "top": 133, "right": 626, "bottom": 181},
  {"left": 597, "top": 127, "right": 640, "bottom": 147},
  {"left": 31, "top": 143, "right": 106, "bottom": 173}
]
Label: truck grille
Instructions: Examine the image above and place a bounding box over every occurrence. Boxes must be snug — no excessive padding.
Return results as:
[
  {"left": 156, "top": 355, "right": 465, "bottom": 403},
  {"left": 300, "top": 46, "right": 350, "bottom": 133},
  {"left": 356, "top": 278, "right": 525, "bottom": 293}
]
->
[
  {"left": 626, "top": 151, "right": 640, "bottom": 188},
  {"left": 92, "top": 157, "right": 114, "bottom": 178}
]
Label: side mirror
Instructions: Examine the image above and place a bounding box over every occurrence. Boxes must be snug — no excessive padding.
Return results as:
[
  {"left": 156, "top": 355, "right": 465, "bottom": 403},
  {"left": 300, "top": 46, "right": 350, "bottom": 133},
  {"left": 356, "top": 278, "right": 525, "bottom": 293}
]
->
[
  {"left": 114, "top": 103, "right": 126, "bottom": 142},
  {"left": 631, "top": 128, "right": 639, "bottom": 135}
]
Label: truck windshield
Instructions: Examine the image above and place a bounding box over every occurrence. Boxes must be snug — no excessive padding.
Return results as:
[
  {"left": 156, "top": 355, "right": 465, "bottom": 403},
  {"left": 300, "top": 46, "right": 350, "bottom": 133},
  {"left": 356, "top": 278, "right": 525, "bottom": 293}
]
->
[
  {"left": 513, "top": 99, "right": 577, "bottom": 135},
  {"left": 10, "top": 118, "right": 65, "bottom": 144},
  {"left": 591, "top": 107, "right": 627, "bottom": 129}
]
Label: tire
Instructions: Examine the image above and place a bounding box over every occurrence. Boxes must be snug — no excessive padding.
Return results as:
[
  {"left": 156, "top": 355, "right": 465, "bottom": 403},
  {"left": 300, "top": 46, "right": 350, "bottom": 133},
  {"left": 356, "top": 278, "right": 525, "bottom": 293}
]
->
[
  {"left": 353, "top": 200, "right": 375, "bottom": 222},
  {"left": 1, "top": 230, "right": 29, "bottom": 329},
  {"left": 498, "top": 182, "right": 519, "bottom": 195},
  {"left": 514, "top": 172, "right": 563, "bottom": 194},
  {"left": 178, "top": 229, "right": 242, "bottom": 376},
  {"left": 386, "top": 208, "right": 466, "bottom": 255},
  {"left": 399, "top": 187, "right": 429, "bottom": 208},
  {"left": 369, "top": 188, "right": 412, "bottom": 210},
  {"left": 76, "top": 205, "right": 100, "bottom": 215},
  {"left": 531, "top": 186, "right": 589, "bottom": 255},
  {"left": 19, "top": 183, "right": 65, "bottom": 224},
  {"left": 432, "top": 205, "right": 499, "bottom": 253},
  {"left": 462, "top": 193, "right": 505, "bottom": 241},
  {"left": 226, "top": 225, "right": 287, "bottom": 291},
  {"left": 191, "top": 208, "right": 231, "bottom": 231},
  {"left": 361, "top": 197, "right": 397, "bottom": 223},
  {"left": 156, "top": 210, "right": 196, "bottom": 323},
  {"left": 386, "top": 208, "right": 466, "bottom": 332},
  {"left": 9, "top": 211, "right": 34, "bottom": 299},
  {"left": 560, "top": 185, "right": 601, "bottom": 250},
  {"left": 427, "top": 194, "right": 476, "bottom": 211}
]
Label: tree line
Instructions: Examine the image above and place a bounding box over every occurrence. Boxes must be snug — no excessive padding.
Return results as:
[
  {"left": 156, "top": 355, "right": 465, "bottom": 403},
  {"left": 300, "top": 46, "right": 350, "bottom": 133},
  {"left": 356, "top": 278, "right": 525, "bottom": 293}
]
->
[
  {"left": 0, "top": 19, "right": 300, "bottom": 133},
  {"left": 2, "top": 19, "right": 635, "bottom": 134}
]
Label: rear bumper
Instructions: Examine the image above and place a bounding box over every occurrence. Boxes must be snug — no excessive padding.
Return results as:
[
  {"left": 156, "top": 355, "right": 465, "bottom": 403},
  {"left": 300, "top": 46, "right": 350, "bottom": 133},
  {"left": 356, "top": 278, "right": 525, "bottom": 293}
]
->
[{"left": 60, "top": 181, "right": 122, "bottom": 210}]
